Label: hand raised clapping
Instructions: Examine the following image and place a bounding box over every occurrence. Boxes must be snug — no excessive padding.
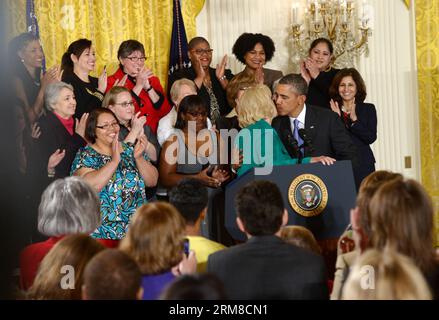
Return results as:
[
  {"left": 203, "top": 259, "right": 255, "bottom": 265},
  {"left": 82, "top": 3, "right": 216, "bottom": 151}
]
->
[
  {"left": 75, "top": 113, "right": 89, "bottom": 139},
  {"left": 329, "top": 99, "right": 341, "bottom": 117},
  {"left": 215, "top": 54, "right": 228, "bottom": 80},
  {"left": 98, "top": 65, "right": 107, "bottom": 93}
]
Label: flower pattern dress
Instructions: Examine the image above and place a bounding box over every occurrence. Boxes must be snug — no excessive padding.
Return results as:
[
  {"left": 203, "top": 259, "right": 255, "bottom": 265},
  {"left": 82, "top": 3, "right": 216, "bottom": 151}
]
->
[{"left": 71, "top": 143, "right": 148, "bottom": 239}]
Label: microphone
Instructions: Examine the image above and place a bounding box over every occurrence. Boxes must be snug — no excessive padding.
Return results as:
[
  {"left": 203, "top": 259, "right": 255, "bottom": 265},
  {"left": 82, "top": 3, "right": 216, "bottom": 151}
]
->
[
  {"left": 283, "top": 129, "right": 302, "bottom": 162},
  {"left": 298, "top": 128, "right": 315, "bottom": 153}
]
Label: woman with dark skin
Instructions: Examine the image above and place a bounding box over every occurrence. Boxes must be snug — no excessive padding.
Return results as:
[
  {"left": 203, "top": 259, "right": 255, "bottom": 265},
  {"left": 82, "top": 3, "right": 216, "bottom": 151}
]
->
[
  {"left": 9, "top": 33, "right": 61, "bottom": 124},
  {"left": 159, "top": 95, "right": 229, "bottom": 190},
  {"left": 232, "top": 33, "right": 283, "bottom": 91},
  {"left": 168, "top": 37, "right": 233, "bottom": 125}
]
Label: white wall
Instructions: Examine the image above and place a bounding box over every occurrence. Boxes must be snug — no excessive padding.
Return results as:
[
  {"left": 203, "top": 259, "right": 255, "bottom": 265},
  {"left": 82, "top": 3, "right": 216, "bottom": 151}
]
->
[{"left": 196, "top": 0, "right": 420, "bottom": 180}]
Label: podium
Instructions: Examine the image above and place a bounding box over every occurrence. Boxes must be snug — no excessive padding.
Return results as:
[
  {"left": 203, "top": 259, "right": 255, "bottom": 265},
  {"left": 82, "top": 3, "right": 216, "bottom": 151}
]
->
[{"left": 224, "top": 161, "right": 356, "bottom": 242}]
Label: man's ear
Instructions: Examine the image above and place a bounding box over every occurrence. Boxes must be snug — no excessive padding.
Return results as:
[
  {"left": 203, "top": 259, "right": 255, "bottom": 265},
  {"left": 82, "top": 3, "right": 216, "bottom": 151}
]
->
[
  {"left": 199, "top": 207, "right": 207, "bottom": 221},
  {"left": 236, "top": 217, "right": 246, "bottom": 233},
  {"left": 299, "top": 94, "right": 307, "bottom": 105},
  {"left": 281, "top": 209, "right": 289, "bottom": 227}
]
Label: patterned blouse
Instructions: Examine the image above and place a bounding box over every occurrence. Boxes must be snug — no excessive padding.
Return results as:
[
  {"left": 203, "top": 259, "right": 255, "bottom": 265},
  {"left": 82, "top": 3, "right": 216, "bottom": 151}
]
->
[{"left": 70, "top": 143, "right": 148, "bottom": 240}]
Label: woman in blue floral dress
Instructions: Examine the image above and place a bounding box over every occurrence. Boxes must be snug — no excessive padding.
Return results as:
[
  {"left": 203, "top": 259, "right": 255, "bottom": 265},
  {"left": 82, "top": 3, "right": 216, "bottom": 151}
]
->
[{"left": 71, "top": 108, "right": 158, "bottom": 241}]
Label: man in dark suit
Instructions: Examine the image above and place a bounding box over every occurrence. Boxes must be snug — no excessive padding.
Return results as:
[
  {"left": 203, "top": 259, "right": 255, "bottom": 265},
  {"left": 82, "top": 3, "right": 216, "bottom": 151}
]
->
[
  {"left": 207, "top": 180, "right": 328, "bottom": 300},
  {"left": 271, "top": 74, "right": 357, "bottom": 166}
]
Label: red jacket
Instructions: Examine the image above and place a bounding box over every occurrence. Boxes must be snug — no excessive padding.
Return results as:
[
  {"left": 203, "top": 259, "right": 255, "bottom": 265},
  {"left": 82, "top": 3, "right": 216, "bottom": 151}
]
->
[
  {"left": 107, "top": 67, "right": 171, "bottom": 133},
  {"left": 19, "top": 237, "right": 119, "bottom": 290}
]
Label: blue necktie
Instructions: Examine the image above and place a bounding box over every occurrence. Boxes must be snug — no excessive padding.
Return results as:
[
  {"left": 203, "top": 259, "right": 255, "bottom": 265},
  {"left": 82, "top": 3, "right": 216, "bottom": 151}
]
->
[{"left": 293, "top": 119, "right": 304, "bottom": 156}]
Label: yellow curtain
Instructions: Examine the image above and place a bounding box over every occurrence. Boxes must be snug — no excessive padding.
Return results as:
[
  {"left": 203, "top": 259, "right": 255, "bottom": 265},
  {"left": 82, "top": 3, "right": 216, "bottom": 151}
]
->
[
  {"left": 6, "top": 0, "right": 205, "bottom": 88},
  {"left": 415, "top": 0, "right": 439, "bottom": 246}
]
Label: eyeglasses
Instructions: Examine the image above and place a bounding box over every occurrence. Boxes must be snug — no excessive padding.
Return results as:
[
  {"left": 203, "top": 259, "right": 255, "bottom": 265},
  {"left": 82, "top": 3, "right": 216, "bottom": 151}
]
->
[
  {"left": 114, "top": 101, "right": 135, "bottom": 108},
  {"left": 96, "top": 122, "right": 120, "bottom": 130},
  {"left": 187, "top": 110, "right": 207, "bottom": 117},
  {"left": 124, "top": 56, "right": 147, "bottom": 63},
  {"left": 192, "top": 49, "right": 213, "bottom": 55}
]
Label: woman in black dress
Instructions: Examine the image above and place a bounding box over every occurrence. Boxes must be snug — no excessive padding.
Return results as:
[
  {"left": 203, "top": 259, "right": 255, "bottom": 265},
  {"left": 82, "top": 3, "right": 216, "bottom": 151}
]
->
[
  {"left": 301, "top": 38, "right": 339, "bottom": 109},
  {"left": 61, "top": 38, "right": 107, "bottom": 118}
]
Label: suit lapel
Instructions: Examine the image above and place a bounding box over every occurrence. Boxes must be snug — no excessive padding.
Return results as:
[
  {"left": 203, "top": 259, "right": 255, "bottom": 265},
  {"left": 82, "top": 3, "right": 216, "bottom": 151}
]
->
[{"left": 304, "top": 106, "right": 317, "bottom": 156}]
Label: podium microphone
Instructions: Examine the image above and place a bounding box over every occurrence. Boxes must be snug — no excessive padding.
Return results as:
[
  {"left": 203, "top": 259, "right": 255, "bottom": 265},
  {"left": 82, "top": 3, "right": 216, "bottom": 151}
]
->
[
  {"left": 284, "top": 129, "right": 302, "bottom": 163},
  {"left": 298, "top": 128, "right": 314, "bottom": 153}
]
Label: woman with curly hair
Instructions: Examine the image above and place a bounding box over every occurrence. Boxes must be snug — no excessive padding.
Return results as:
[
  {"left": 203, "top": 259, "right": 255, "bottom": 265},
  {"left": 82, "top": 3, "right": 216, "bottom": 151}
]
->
[{"left": 232, "top": 33, "right": 283, "bottom": 91}]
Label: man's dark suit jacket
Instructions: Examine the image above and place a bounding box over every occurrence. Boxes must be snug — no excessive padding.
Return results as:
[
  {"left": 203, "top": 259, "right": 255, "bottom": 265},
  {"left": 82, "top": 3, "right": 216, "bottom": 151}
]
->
[
  {"left": 271, "top": 104, "right": 357, "bottom": 167},
  {"left": 207, "top": 235, "right": 328, "bottom": 300}
]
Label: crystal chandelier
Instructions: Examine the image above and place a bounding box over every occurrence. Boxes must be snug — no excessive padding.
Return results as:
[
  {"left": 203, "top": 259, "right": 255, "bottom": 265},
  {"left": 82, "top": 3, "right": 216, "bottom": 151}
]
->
[{"left": 290, "top": 0, "right": 372, "bottom": 70}]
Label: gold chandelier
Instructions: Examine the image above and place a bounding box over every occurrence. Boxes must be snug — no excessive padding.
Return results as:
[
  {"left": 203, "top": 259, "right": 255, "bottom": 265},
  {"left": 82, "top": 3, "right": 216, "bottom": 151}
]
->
[{"left": 290, "top": 0, "right": 372, "bottom": 69}]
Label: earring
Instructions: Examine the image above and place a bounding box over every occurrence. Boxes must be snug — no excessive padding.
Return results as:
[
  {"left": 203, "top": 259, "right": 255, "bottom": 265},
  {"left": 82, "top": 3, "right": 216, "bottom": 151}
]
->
[{"left": 21, "top": 59, "right": 25, "bottom": 63}]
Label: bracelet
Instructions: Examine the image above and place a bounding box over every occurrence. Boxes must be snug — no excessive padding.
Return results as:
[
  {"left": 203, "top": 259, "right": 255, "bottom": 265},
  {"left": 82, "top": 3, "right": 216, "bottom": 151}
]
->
[
  {"left": 47, "top": 169, "right": 55, "bottom": 178},
  {"left": 219, "top": 75, "right": 227, "bottom": 81},
  {"left": 146, "top": 86, "right": 153, "bottom": 92}
]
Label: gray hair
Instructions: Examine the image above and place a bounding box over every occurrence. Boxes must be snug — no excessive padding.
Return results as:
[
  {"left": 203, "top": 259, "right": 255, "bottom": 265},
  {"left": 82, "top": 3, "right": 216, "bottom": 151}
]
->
[
  {"left": 170, "top": 78, "right": 197, "bottom": 105},
  {"left": 38, "top": 176, "right": 101, "bottom": 237},
  {"left": 44, "top": 82, "right": 74, "bottom": 112},
  {"left": 278, "top": 74, "right": 308, "bottom": 96}
]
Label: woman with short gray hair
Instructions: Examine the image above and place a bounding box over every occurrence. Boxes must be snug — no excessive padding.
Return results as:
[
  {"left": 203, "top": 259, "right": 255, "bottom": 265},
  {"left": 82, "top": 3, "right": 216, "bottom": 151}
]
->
[
  {"left": 26, "top": 81, "right": 89, "bottom": 245},
  {"left": 19, "top": 176, "right": 104, "bottom": 290},
  {"left": 32, "top": 81, "right": 88, "bottom": 185}
]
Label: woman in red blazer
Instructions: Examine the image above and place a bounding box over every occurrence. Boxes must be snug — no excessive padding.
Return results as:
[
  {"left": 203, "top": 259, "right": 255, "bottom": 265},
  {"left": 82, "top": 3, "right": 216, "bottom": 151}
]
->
[{"left": 106, "top": 40, "right": 171, "bottom": 133}]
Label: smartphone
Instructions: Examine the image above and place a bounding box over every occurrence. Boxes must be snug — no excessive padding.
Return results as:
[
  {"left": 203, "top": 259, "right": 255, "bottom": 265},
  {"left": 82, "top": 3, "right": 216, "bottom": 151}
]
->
[{"left": 183, "top": 238, "right": 190, "bottom": 257}]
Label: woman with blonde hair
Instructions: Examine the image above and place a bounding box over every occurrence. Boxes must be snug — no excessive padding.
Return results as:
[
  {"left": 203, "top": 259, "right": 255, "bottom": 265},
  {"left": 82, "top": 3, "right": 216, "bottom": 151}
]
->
[
  {"left": 102, "top": 86, "right": 159, "bottom": 163},
  {"left": 120, "top": 202, "right": 196, "bottom": 300},
  {"left": 234, "top": 84, "right": 335, "bottom": 176},
  {"left": 367, "top": 178, "right": 439, "bottom": 297},
  {"left": 27, "top": 234, "right": 104, "bottom": 300},
  {"left": 342, "top": 248, "right": 432, "bottom": 300}
]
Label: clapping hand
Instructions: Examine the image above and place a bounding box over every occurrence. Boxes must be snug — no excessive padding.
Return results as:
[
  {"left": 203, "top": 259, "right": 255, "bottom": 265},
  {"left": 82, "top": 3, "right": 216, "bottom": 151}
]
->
[
  {"left": 300, "top": 60, "right": 311, "bottom": 84},
  {"left": 304, "top": 57, "right": 320, "bottom": 79},
  {"left": 75, "top": 113, "right": 89, "bottom": 139},
  {"left": 329, "top": 99, "right": 341, "bottom": 117},
  {"left": 255, "top": 66, "right": 264, "bottom": 84},
  {"left": 133, "top": 135, "right": 147, "bottom": 159},
  {"left": 131, "top": 112, "right": 146, "bottom": 138},
  {"left": 215, "top": 54, "right": 228, "bottom": 80},
  {"left": 111, "top": 136, "right": 121, "bottom": 164},
  {"left": 114, "top": 74, "right": 128, "bottom": 87},
  {"left": 98, "top": 65, "right": 107, "bottom": 93},
  {"left": 41, "top": 66, "right": 61, "bottom": 89},
  {"left": 47, "top": 148, "right": 66, "bottom": 173},
  {"left": 31, "top": 123, "right": 41, "bottom": 139}
]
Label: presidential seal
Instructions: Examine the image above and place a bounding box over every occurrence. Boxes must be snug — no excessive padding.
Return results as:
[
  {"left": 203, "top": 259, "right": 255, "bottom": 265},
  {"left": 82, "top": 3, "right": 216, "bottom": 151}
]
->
[{"left": 288, "top": 174, "right": 328, "bottom": 217}]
